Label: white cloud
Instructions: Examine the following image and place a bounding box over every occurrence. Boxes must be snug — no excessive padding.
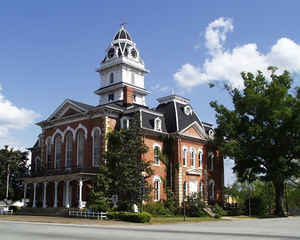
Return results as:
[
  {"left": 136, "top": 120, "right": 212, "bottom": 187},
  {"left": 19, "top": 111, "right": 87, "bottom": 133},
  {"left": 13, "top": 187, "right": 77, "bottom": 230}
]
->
[
  {"left": 174, "top": 17, "right": 300, "bottom": 89},
  {"left": 151, "top": 83, "right": 171, "bottom": 93},
  {"left": 0, "top": 85, "right": 39, "bottom": 138}
]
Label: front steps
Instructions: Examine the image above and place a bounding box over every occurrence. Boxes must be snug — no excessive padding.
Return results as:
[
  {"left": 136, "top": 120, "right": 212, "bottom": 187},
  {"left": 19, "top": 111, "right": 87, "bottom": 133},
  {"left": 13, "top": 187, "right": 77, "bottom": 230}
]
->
[{"left": 16, "top": 207, "right": 69, "bottom": 217}]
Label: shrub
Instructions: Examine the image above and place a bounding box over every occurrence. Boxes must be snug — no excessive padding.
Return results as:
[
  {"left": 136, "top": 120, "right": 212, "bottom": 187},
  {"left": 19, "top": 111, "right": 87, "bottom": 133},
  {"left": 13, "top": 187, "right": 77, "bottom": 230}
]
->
[
  {"left": 107, "top": 211, "right": 121, "bottom": 220},
  {"left": 244, "top": 196, "right": 268, "bottom": 216},
  {"left": 119, "top": 212, "right": 152, "bottom": 223},
  {"left": 185, "top": 197, "right": 207, "bottom": 217},
  {"left": 144, "top": 202, "right": 173, "bottom": 216},
  {"left": 226, "top": 207, "right": 243, "bottom": 216},
  {"left": 214, "top": 214, "right": 221, "bottom": 219},
  {"left": 163, "top": 189, "right": 177, "bottom": 215},
  {"left": 213, "top": 204, "right": 227, "bottom": 216}
]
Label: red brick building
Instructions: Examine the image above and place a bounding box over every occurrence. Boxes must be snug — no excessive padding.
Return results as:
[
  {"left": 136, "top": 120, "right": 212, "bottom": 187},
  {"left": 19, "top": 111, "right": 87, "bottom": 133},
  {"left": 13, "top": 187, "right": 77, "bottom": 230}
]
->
[{"left": 23, "top": 26, "right": 224, "bottom": 209}]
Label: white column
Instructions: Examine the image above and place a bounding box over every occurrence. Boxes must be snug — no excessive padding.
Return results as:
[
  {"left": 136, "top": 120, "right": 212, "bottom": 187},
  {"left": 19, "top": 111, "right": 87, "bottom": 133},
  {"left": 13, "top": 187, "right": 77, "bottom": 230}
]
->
[
  {"left": 78, "top": 178, "right": 83, "bottom": 209},
  {"left": 43, "top": 182, "right": 47, "bottom": 208},
  {"left": 65, "top": 180, "right": 70, "bottom": 208},
  {"left": 53, "top": 181, "right": 58, "bottom": 208},
  {"left": 23, "top": 183, "right": 27, "bottom": 207},
  {"left": 32, "top": 183, "right": 37, "bottom": 208}
]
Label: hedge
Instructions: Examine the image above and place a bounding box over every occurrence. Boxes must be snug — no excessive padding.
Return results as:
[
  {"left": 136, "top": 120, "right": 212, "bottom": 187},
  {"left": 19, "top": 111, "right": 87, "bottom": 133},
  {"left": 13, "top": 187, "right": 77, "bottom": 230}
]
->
[{"left": 108, "top": 211, "right": 152, "bottom": 223}]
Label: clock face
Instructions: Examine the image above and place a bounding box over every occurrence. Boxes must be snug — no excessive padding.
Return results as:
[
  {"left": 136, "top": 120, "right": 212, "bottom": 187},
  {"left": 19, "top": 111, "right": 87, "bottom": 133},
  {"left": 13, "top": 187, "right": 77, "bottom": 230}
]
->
[
  {"left": 131, "top": 48, "right": 137, "bottom": 58},
  {"left": 108, "top": 48, "right": 115, "bottom": 58}
]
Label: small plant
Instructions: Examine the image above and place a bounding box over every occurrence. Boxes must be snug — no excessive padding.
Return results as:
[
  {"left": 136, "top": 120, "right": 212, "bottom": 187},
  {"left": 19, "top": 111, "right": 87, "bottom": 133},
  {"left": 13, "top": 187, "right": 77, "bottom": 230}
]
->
[
  {"left": 213, "top": 204, "right": 227, "bottom": 216},
  {"left": 144, "top": 202, "right": 173, "bottom": 216},
  {"left": 185, "top": 195, "right": 207, "bottom": 217}
]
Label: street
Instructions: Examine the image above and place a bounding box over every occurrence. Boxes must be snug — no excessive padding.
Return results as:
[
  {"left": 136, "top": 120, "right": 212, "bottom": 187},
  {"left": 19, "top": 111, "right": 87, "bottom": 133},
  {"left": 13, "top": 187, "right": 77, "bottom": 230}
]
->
[{"left": 0, "top": 217, "right": 300, "bottom": 240}]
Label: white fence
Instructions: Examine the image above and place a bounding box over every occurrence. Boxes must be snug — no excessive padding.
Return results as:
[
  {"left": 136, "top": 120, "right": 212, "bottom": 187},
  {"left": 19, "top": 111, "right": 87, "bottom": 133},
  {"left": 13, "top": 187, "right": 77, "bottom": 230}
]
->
[
  {"left": 68, "top": 210, "right": 107, "bottom": 220},
  {"left": 0, "top": 209, "right": 13, "bottom": 215}
]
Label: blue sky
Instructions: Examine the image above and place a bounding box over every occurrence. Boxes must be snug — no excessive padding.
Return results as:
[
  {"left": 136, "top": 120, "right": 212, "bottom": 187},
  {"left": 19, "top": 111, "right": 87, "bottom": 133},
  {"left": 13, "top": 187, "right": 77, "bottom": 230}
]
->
[{"left": 1, "top": 1, "right": 300, "bottom": 185}]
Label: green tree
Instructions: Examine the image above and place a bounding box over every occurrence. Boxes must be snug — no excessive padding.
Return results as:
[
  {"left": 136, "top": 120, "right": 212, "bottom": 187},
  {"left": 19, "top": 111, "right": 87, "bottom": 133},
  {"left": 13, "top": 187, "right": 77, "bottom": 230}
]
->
[
  {"left": 92, "top": 115, "right": 153, "bottom": 210},
  {"left": 0, "top": 146, "right": 29, "bottom": 200},
  {"left": 210, "top": 68, "right": 300, "bottom": 216}
]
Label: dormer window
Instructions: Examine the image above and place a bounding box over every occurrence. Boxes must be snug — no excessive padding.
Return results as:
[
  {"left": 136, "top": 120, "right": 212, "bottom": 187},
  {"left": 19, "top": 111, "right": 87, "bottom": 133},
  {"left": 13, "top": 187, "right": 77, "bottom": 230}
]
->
[
  {"left": 109, "top": 72, "right": 114, "bottom": 84},
  {"left": 121, "top": 117, "right": 130, "bottom": 129},
  {"left": 154, "top": 117, "right": 162, "bottom": 131},
  {"left": 108, "top": 93, "right": 114, "bottom": 102},
  {"left": 184, "top": 105, "right": 192, "bottom": 116}
]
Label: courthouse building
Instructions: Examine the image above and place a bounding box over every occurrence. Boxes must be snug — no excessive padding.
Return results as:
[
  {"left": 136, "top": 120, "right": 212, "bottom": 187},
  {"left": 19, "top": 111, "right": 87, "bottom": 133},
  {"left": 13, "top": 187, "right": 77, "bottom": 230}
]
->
[{"left": 23, "top": 26, "right": 224, "bottom": 209}]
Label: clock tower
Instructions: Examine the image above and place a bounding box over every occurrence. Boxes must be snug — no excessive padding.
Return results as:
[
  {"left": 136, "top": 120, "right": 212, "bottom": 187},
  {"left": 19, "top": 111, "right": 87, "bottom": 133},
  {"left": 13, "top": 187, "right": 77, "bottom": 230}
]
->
[{"left": 95, "top": 25, "right": 150, "bottom": 106}]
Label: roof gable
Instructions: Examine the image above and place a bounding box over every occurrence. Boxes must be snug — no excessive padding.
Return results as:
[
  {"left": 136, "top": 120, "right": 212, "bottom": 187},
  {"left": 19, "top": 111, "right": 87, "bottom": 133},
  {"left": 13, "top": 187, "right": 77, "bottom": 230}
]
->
[
  {"left": 180, "top": 121, "right": 208, "bottom": 140},
  {"left": 47, "top": 99, "right": 92, "bottom": 121}
]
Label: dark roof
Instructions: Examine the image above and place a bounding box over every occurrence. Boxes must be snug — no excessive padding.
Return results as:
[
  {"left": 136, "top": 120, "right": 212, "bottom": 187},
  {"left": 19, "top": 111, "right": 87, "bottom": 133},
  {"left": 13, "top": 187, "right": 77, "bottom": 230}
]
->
[
  {"left": 156, "top": 102, "right": 177, "bottom": 132},
  {"left": 175, "top": 102, "right": 202, "bottom": 131},
  {"left": 68, "top": 99, "right": 95, "bottom": 111},
  {"left": 114, "top": 28, "right": 132, "bottom": 41},
  {"left": 141, "top": 111, "right": 167, "bottom": 133}
]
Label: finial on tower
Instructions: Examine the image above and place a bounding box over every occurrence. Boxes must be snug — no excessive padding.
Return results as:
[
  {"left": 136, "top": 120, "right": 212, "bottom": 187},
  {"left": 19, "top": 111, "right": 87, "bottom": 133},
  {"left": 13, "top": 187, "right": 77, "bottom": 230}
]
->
[{"left": 120, "top": 21, "right": 127, "bottom": 29}]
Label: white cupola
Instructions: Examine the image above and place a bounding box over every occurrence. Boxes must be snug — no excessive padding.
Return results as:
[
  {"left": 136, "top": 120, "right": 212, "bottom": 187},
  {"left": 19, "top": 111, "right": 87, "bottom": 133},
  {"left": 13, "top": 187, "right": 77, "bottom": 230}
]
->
[{"left": 95, "top": 24, "right": 150, "bottom": 106}]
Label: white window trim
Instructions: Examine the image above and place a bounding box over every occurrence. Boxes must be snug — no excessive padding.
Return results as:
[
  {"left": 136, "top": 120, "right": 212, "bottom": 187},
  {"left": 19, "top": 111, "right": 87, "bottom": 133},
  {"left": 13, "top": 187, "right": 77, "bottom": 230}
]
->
[
  {"left": 190, "top": 147, "right": 196, "bottom": 168},
  {"left": 45, "top": 137, "right": 51, "bottom": 168},
  {"left": 54, "top": 136, "right": 61, "bottom": 169},
  {"left": 91, "top": 127, "right": 101, "bottom": 167},
  {"left": 120, "top": 117, "right": 130, "bottom": 129},
  {"left": 153, "top": 144, "right": 161, "bottom": 166},
  {"left": 65, "top": 132, "right": 73, "bottom": 169},
  {"left": 182, "top": 147, "right": 188, "bottom": 167},
  {"left": 198, "top": 149, "right": 203, "bottom": 169},
  {"left": 153, "top": 176, "right": 161, "bottom": 201},
  {"left": 183, "top": 181, "right": 188, "bottom": 197},
  {"left": 154, "top": 117, "right": 162, "bottom": 132}
]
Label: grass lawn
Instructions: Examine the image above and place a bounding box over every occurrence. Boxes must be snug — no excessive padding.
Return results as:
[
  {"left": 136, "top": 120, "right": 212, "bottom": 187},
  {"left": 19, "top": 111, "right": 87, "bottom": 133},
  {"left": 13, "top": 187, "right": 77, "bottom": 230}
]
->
[{"left": 150, "top": 215, "right": 218, "bottom": 224}]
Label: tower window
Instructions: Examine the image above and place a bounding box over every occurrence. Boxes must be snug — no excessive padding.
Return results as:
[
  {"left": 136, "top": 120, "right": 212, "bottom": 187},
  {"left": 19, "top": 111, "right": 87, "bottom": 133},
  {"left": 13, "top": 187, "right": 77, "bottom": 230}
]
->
[
  {"left": 109, "top": 73, "right": 114, "bottom": 84},
  {"left": 108, "top": 93, "right": 114, "bottom": 102}
]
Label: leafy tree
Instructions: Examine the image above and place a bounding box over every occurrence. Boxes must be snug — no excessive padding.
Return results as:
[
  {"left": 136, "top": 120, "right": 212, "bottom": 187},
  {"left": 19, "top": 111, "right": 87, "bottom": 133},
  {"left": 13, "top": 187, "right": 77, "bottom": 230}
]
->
[
  {"left": 210, "top": 68, "right": 300, "bottom": 216},
  {"left": 89, "top": 115, "right": 153, "bottom": 210},
  {"left": 0, "top": 146, "right": 29, "bottom": 200}
]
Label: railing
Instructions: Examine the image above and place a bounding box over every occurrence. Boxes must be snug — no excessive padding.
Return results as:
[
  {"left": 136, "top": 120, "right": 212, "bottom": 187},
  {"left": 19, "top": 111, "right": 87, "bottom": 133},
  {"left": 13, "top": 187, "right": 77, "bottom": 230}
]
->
[
  {"left": 0, "top": 209, "right": 13, "bottom": 215},
  {"left": 68, "top": 210, "right": 107, "bottom": 220}
]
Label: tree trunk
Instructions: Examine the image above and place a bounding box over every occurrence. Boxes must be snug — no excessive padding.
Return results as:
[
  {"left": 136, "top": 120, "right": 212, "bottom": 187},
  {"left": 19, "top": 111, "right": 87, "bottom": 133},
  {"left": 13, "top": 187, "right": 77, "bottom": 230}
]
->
[{"left": 272, "top": 180, "right": 287, "bottom": 217}]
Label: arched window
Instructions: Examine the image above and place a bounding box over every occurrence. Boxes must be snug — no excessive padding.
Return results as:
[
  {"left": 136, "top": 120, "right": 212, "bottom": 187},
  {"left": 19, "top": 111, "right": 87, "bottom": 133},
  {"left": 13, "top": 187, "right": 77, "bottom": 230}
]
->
[
  {"left": 153, "top": 145, "right": 160, "bottom": 165},
  {"left": 109, "top": 72, "right": 114, "bottom": 84},
  {"left": 198, "top": 149, "right": 203, "bottom": 168},
  {"left": 65, "top": 132, "right": 73, "bottom": 169},
  {"left": 190, "top": 149, "right": 195, "bottom": 168},
  {"left": 45, "top": 138, "right": 51, "bottom": 169},
  {"left": 154, "top": 118, "right": 162, "bottom": 131},
  {"left": 54, "top": 136, "right": 62, "bottom": 169},
  {"left": 92, "top": 128, "right": 101, "bottom": 167},
  {"left": 183, "top": 148, "right": 187, "bottom": 167},
  {"left": 77, "top": 131, "right": 85, "bottom": 168},
  {"left": 153, "top": 176, "right": 161, "bottom": 201},
  {"left": 35, "top": 157, "right": 41, "bottom": 172},
  {"left": 209, "top": 179, "right": 215, "bottom": 200},
  {"left": 121, "top": 117, "right": 130, "bottom": 129}
]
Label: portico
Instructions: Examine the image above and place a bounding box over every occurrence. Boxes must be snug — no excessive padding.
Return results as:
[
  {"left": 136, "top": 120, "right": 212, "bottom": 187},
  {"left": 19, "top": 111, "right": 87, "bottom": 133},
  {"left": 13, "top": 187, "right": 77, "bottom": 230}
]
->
[{"left": 22, "top": 172, "right": 95, "bottom": 209}]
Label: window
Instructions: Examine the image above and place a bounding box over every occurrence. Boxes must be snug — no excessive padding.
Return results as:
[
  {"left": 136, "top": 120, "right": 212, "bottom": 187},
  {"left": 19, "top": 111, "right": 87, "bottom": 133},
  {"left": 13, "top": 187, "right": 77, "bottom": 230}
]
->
[
  {"left": 154, "top": 118, "right": 162, "bottom": 131},
  {"left": 189, "top": 180, "right": 198, "bottom": 196},
  {"left": 108, "top": 93, "right": 114, "bottom": 102},
  {"left": 183, "top": 181, "right": 188, "bottom": 197},
  {"left": 183, "top": 148, "right": 187, "bottom": 166},
  {"left": 153, "top": 177, "right": 161, "bottom": 201},
  {"left": 133, "top": 95, "right": 137, "bottom": 102},
  {"left": 77, "top": 131, "right": 85, "bottom": 168},
  {"left": 131, "top": 72, "right": 135, "bottom": 85},
  {"left": 45, "top": 138, "right": 51, "bottom": 169},
  {"left": 209, "top": 179, "right": 215, "bottom": 200},
  {"left": 54, "top": 136, "right": 62, "bottom": 169},
  {"left": 154, "top": 145, "right": 160, "bottom": 165},
  {"left": 208, "top": 152, "right": 214, "bottom": 171},
  {"left": 191, "top": 149, "right": 195, "bottom": 168},
  {"left": 200, "top": 181, "right": 203, "bottom": 199},
  {"left": 121, "top": 117, "right": 129, "bottom": 129},
  {"left": 35, "top": 157, "right": 41, "bottom": 172},
  {"left": 198, "top": 149, "right": 203, "bottom": 168},
  {"left": 93, "top": 128, "right": 101, "bottom": 167},
  {"left": 184, "top": 105, "right": 192, "bottom": 116},
  {"left": 109, "top": 72, "right": 114, "bottom": 84},
  {"left": 65, "top": 132, "right": 73, "bottom": 169}
]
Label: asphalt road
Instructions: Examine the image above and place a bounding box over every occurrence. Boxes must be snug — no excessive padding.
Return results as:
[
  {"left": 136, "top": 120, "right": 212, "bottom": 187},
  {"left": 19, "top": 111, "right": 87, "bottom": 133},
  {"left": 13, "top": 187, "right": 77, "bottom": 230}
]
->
[{"left": 1, "top": 217, "right": 300, "bottom": 240}]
